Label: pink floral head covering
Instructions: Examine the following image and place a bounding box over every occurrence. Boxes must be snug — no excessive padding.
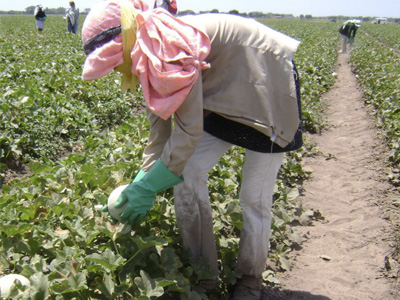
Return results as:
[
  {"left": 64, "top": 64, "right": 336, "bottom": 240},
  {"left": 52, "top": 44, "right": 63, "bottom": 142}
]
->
[
  {"left": 81, "top": 0, "right": 147, "bottom": 80},
  {"left": 81, "top": 0, "right": 211, "bottom": 120}
]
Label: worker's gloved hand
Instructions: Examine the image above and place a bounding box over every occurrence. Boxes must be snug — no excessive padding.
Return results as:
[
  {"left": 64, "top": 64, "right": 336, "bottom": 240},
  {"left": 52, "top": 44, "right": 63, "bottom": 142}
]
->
[
  {"left": 102, "top": 169, "right": 147, "bottom": 222},
  {"left": 114, "top": 159, "right": 183, "bottom": 224}
]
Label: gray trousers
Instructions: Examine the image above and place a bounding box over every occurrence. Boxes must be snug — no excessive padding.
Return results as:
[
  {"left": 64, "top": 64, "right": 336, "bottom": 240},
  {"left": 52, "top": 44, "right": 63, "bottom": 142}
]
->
[
  {"left": 173, "top": 132, "right": 284, "bottom": 281},
  {"left": 341, "top": 35, "right": 354, "bottom": 53}
]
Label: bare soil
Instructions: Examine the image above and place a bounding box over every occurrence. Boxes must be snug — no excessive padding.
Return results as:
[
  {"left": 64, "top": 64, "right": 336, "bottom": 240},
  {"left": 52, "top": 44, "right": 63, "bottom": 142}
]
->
[
  {"left": 262, "top": 53, "right": 400, "bottom": 300},
  {"left": 1, "top": 160, "right": 32, "bottom": 188}
]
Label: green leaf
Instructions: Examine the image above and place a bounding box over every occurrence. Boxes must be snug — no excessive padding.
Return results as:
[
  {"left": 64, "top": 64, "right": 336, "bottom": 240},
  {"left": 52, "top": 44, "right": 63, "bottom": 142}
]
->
[
  {"left": 160, "top": 248, "right": 183, "bottom": 272},
  {"left": 134, "top": 270, "right": 165, "bottom": 298},
  {"left": 28, "top": 161, "right": 53, "bottom": 175},
  {"left": 262, "top": 270, "right": 280, "bottom": 284},
  {"left": 29, "top": 272, "right": 50, "bottom": 300},
  {"left": 278, "top": 255, "right": 291, "bottom": 271},
  {"left": 133, "top": 236, "right": 167, "bottom": 252},
  {"left": 102, "top": 273, "right": 115, "bottom": 296},
  {"left": 86, "top": 248, "right": 126, "bottom": 272},
  {"left": 287, "top": 188, "right": 300, "bottom": 201},
  {"left": 67, "top": 273, "right": 88, "bottom": 291}
]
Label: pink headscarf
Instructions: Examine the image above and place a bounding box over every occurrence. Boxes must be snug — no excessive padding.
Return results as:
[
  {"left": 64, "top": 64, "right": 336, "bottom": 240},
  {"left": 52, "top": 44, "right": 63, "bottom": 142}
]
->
[
  {"left": 81, "top": 0, "right": 211, "bottom": 120},
  {"left": 81, "top": 0, "right": 149, "bottom": 81}
]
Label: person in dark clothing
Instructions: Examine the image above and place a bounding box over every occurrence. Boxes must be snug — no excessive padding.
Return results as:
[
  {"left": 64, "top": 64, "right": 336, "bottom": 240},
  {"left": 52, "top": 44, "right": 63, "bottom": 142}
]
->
[
  {"left": 34, "top": 5, "right": 46, "bottom": 32},
  {"left": 339, "top": 19, "right": 361, "bottom": 53}
]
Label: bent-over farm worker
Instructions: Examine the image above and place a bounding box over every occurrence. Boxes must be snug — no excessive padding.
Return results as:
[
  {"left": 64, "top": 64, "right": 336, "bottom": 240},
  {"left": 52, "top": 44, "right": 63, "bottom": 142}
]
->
[
  {"left": 81, "top": 0, "right": 303, "bottom": 298},
  {"left": 339, "top": 19, "right": 361, "bottom": 53}
]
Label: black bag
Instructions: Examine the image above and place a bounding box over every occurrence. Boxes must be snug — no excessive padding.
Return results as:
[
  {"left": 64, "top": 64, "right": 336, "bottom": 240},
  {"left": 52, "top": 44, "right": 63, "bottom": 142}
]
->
[
  {"left": 339, "top": 24, "right": 349, "bottom": 36},
  {"left": 35, "top": 8, "right": 46, "bottom": 20}
]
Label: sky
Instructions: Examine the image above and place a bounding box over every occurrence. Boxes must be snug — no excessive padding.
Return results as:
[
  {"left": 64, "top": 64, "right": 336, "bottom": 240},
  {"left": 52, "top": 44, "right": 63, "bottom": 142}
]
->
[{"left": 1, "top": 0, "right": 399, "bottom": 18}]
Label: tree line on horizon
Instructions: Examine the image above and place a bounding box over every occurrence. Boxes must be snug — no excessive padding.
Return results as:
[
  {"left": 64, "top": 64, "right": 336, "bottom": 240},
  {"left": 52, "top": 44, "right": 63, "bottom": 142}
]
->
[{"left": 0, "top": 6, "right": 399, "bottom": 23}]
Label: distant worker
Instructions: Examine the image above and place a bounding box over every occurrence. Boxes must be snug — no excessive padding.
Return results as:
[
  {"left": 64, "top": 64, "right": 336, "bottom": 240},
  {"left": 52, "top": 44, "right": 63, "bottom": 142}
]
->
[
  {"left": 34, "top": 4, "right": 46, "bottom": 32},
  {"left": 154, "top": 0, "right": 177, "bottom": 15},
  {"left": 66, "top": 1, "right": 80, "bottom": 34},
  {"left": 339, "top": 19, "right": 361, "bottom": 53}
]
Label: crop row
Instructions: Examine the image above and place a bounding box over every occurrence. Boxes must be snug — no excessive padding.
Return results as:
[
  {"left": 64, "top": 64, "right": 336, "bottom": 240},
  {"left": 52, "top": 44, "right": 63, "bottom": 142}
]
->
[
  {"left": 361, "top": 23, "right": 400, "bottom": 52},
  {"left": 350, "top": 30, "right": 400, "bottom": 185}
]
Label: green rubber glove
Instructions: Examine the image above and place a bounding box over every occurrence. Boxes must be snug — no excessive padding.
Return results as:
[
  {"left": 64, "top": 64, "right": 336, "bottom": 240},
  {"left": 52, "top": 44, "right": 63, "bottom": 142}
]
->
[
  {"left": 114, "top": 159, "right": 183, "bottom": 224},
  {"left": 132, "top": 169, "right": 148, "bottom": 183},
  {"left": 102, "top": 169, "right": 147, "bottom": 220}
]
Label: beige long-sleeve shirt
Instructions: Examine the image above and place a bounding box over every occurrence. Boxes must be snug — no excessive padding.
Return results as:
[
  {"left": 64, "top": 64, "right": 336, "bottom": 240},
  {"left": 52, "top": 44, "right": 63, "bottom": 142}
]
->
[{"left": 142, "top": 14, "right": 300, "bottom": 176}]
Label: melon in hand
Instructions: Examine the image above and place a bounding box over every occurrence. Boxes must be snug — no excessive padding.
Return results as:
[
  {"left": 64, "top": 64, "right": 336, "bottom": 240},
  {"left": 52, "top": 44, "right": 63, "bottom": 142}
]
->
[{"left": 107, "top": 184, "right": 129, "bottom": 221}]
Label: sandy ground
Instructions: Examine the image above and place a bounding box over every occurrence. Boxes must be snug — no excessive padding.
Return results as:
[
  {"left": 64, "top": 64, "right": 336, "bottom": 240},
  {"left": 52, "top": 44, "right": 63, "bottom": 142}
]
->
[{"left": 262, "top": 53, "right": 399, "bottom": 300}]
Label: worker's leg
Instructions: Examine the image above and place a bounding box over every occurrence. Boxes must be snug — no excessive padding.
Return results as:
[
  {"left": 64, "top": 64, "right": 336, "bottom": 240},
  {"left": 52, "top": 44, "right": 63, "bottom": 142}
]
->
[
  {"left": 341, "top": 35, "right": 347, "bottom": 53},
  {"left": 233, "top": 151, "right": 284, "bottom": 299},
  {"left": 349, "top": 37, "right": 354, "bottom": 53},
  {"left": 174, "top": 132, "right": 232, "bottom": 287}
]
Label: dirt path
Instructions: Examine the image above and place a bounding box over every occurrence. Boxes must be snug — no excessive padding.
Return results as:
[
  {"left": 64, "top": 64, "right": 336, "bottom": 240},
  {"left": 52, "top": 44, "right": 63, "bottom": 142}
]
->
[{"left": 262, "top": 53, "right": 398, "bottom": 300}]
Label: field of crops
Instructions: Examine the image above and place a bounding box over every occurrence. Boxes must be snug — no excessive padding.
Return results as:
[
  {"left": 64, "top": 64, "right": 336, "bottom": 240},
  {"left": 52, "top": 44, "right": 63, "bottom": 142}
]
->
[
  {"left": 0, "top": 15, "right": 398, "bottom": 299},
  {"left": 361, "top": 22, "right": 400, "bottom": 51},
  {"left": 350, "top": 24, "right": 400, "bottom": 186}
]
